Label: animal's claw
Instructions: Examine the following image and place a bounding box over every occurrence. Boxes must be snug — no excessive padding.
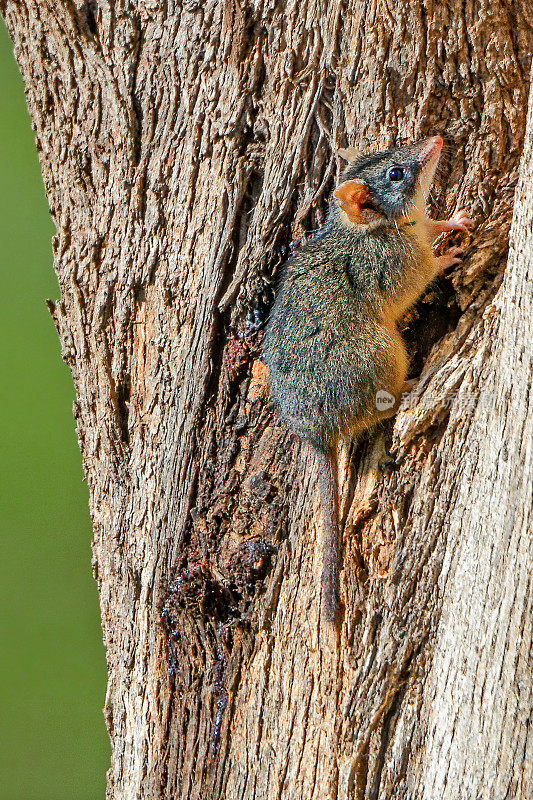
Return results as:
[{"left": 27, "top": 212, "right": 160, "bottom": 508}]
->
[
  {"left": 449, "top": 209, "right": 475, "bottom": 231},
  {"left": 435, "top": 246, "right": 464, "bottom": 272}
]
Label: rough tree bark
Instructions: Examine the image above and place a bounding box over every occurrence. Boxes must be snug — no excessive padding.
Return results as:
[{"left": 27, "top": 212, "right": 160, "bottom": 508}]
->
[{"left": 2, "top": 1, "right": 532, "bottom": 798}]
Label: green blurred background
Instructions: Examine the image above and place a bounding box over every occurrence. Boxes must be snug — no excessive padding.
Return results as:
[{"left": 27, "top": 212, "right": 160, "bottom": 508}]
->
[{"left": 0, "top": 22, "right": 109, "bottom": 800}]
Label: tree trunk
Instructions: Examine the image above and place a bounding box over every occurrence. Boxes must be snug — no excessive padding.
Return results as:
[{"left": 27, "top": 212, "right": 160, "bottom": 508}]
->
[{"left": 3, "top": 1, "right": 532, "bottom": 798}]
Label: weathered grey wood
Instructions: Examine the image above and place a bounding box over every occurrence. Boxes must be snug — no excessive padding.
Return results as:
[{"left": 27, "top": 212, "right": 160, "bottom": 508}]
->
[
  {"left": 389, "top": 71, "right": 533, "bottom": 800},
  {"left": 2, "top": 1, "right": 532, "bottom": 798}
]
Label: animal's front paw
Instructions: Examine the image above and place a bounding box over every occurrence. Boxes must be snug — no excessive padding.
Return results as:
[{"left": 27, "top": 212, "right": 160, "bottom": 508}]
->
[
  {"left": 447, "top": 209, "right": 475, "bottom": 232},
  {"left": 430, "top": 211, "right": 474, "bottom": 240},
  {"left": 435, "top": 246, "right": 463, "bottom": 272}
]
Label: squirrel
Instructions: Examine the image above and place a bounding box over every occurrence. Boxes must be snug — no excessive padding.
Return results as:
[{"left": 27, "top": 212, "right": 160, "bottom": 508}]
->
[{"left": 262, "top": 136, "right": 474, "bottom": 626}]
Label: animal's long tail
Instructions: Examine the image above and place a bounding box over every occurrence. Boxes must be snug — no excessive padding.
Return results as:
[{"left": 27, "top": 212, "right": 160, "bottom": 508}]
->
[{"left": 316, "top": 446, "right": 341, "bottom": 625}]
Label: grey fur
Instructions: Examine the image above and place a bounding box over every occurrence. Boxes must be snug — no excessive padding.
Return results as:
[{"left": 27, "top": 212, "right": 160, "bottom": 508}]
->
[{"left": 263, "top": 203, "right": 422, "bottom": 451}]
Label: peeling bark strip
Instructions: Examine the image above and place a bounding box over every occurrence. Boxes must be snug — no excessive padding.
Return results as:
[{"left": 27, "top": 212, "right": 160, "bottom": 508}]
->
[{"left": 2, "top": 1, "right": 532, "bottom": 798}]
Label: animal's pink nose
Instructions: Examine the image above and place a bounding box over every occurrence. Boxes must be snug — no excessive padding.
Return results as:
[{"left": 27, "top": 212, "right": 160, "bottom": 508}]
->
[{"left": 418, "top": 135, "right": 444, "bottom": 168}]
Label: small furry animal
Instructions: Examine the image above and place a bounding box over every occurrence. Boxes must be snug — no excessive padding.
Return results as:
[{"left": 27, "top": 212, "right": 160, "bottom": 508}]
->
[{"left": 262, "top": 136, "right": 473, "bottom": 625}]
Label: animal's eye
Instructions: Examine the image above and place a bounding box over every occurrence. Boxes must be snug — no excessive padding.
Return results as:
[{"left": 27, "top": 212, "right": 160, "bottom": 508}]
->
[{"left": 388, "top": 167, "right": 405, "bottom": 182}]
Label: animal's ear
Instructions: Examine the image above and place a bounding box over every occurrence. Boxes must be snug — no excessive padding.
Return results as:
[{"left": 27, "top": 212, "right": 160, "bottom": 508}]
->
[
  {"left": 334, "top": 180, "right": 372, "bottom": 224},
  {"left": 337, "top": 147, "right": 360, "bottom": 163}
]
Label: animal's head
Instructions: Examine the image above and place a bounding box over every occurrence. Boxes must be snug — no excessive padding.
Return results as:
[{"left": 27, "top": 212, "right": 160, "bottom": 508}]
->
[{"left": 334, "top": 136, "right": 443, "bottom": 227}]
